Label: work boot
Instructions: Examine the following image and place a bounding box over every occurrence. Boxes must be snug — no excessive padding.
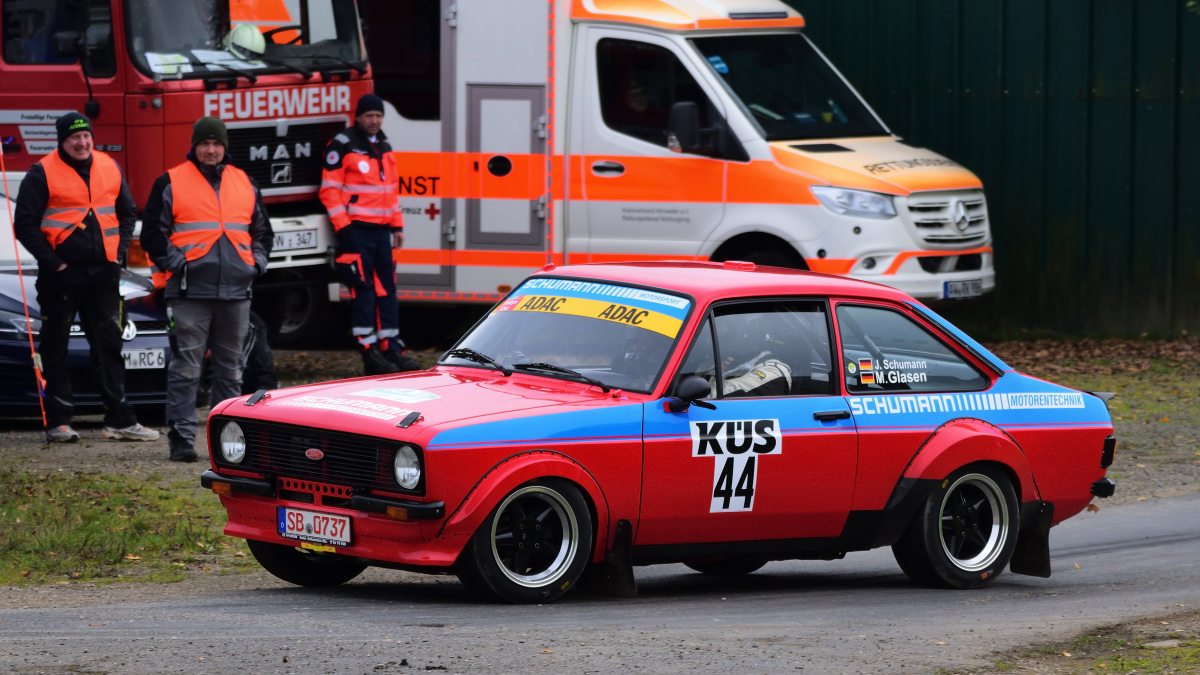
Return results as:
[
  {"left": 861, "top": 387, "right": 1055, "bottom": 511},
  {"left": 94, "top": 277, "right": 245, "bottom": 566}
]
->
[
  {"left": 46, "top": 425, "right": 81, "bottom": 443},
  {"left": 383, "top": 348, "right": 424, "bottom": 372},
  {"left": 169, "top": 445, "right": 198, "bottom": 463},
  {"left": 362, "top": 344, "right": 400, "bottom": 376},
  {"left": 100, "top": 423, "right": 161, "bottom": 442}
]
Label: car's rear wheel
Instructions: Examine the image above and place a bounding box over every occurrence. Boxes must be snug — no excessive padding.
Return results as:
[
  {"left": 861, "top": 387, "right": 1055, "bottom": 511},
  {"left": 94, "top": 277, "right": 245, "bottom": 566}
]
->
[
  {"left": 892, "top": 465, "right": 1019, "bottom": 589},
  {"left": 246, "top": 538, "right": 367, "bottom": 587},
  {"left": 684, "top": 558, "right": 767, "bottom": 576},
  {"left": 457, "top": 479, "right": 592, "bottom": 603}
]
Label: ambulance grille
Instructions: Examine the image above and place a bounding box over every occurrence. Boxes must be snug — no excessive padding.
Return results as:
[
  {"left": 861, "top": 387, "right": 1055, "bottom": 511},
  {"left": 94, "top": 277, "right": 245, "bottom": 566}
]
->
[
  {"left": 904, "top": 190, "right": 990, "bottom": 248},
  {"left": 225, "top": 120, "right": 347, "bottom": 196},
  {"left": 209, "top": 417, "right": 424, "bottom": 495}
]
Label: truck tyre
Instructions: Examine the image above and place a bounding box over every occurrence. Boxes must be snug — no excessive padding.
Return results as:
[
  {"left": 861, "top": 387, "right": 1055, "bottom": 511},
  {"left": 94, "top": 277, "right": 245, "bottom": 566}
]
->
[
  {"left": 246, "top": 538, "right": 367, "bottom": 587},
  {"left": 267, "top": 270, "right": 330, "bottom": 348},
  {"left": 684, "top": 558, "right": 767, "bottom": 576},
  {"left": 892, "top": 464, "right": 1019, "bottom": 589},
  {"left": 456, "top": 479, "right": 593, "bottom": 603}
]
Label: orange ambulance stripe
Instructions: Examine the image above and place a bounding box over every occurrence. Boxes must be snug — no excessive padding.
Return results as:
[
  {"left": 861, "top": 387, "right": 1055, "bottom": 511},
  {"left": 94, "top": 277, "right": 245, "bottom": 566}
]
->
[
  {"left": 581, "top": 155, "right": 725, "bottom": 203},
  {"left": 882, "top": 246, "right": 992, "bottom": 275},
  {"left": 807, "top": 259, "right": 857, "bottom": 274}
]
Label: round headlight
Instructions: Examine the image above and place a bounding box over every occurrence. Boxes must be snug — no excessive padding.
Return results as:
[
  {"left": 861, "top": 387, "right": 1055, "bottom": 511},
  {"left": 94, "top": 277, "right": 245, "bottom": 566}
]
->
[
  {"left": 393, "top": 445, "right": 421, "bottom": 490},
  {"left": 219, "top": 421, "right": 246, "bottom": 464}
]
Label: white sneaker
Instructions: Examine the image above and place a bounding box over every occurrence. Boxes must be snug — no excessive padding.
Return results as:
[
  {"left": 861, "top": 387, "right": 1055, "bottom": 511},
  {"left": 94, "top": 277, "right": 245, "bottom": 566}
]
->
[
  {"left": 46, "top": 425, "right": 81, "bottom": 443},
  {"left": 100, "top": 423, "right": 161, "bottom": 442}
]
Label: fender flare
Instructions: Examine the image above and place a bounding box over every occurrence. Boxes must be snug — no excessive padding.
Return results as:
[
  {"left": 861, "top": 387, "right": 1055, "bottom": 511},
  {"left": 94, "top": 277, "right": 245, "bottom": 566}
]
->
[
  {"left": 867, "top": 418, "right": 1041, "bottom": 548},
  {"left": 436, "top": 450, "right": 612, "bottom": 564}
]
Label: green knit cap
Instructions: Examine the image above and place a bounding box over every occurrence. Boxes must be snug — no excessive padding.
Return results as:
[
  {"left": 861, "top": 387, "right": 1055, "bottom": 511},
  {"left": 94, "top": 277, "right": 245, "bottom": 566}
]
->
[{"left": 191, "top": 116, "right": 229, "bottom": 149}]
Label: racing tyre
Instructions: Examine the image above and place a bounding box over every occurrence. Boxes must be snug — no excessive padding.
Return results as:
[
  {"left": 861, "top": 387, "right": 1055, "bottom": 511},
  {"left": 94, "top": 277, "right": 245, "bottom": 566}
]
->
[
  {"left": 892, "top": 465, "right": 1019, "bottom": 589},
  {"left": 684, "top": 558, "right": 767, "bottom": 576},
  {"left": 456, "top": 479, "right": 593, "bottom": 603},
  {"left": 246, "top": 538, "right": 367, "bottom": 587}
]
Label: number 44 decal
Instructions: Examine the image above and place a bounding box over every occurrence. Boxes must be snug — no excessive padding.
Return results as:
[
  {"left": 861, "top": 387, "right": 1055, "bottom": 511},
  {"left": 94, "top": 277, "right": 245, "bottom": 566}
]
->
[{"left": 690, "top": 419, "right": 782, "bottom": 513}]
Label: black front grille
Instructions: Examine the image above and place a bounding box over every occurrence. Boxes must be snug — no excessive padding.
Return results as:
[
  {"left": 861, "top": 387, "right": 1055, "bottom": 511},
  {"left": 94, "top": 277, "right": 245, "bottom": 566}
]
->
[
  {"left": 226, "top": 121, "right": 347, "bottom": 191},
  {"left": 210, "top": 417, "right": 423, "bottom": 495}
]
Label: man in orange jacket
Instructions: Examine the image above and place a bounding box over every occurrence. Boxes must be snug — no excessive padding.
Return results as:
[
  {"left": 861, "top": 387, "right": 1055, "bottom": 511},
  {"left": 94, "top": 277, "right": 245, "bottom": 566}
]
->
[
  {"left": 12, "top": 113, "right": 159, "bottom": 443},
  {"left": 320, "top": 94, "right": 420, "bottom": 375},
  {"left": 140, "top": 117, "right": 272, "bottom": 462}
]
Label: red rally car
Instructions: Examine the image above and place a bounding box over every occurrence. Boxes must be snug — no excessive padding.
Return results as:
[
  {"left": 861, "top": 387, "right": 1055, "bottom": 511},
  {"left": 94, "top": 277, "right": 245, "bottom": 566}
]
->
[{"left": 201, "top": 262, "right": 1117, "bottom": 603}]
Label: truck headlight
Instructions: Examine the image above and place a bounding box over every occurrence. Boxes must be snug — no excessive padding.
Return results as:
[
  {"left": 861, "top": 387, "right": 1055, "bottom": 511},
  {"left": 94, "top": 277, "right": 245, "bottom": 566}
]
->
[
  {"left": 811, "top": 186, "right": 897, "bottom": 219},
  {"left": 220, "top": 421, "right": 246, "bottom": 464},
  {"left": 393, "top": 445, "right": 421, "bottom": 490}
]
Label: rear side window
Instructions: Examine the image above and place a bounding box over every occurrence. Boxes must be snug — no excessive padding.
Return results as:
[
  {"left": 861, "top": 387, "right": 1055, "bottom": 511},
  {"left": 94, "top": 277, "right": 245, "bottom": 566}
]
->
[{"left": 837, "top": 305, "right": 987, "bottom": 394}]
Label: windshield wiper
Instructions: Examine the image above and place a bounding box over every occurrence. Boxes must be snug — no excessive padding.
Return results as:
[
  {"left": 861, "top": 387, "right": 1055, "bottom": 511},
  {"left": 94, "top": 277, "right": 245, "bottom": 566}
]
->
[
  {"left": 189, "top": 60, "right": 258, "bottom": 83},
  {"left": 443, "top": 348, "right": 511, "bottom": 376},
  {"left": 307, "top": 55, "right": 368, "bottom": 74},
  {"left": 260, "top": 58, "right": 313, "bottom": 78},
  {"left": 513, "top": 363, "right": 611, "bottom": 393}
]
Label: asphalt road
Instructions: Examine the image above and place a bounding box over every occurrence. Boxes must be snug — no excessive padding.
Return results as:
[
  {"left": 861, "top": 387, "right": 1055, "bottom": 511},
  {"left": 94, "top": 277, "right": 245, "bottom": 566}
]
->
[{"left": 3, "top": 493, "right": 1199, "bottom": 675}]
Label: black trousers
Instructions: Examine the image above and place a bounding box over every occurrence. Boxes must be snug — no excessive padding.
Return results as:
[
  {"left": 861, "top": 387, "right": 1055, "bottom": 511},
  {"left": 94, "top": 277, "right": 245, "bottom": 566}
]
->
[{"left": 35, "top": 264, "right": 137, "bottom": 429}]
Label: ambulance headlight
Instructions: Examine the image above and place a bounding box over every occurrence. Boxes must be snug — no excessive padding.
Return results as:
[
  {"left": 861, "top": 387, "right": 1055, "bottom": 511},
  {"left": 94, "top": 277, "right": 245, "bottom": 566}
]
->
[
  {"left": 219, "top": 421, "right": 246, "bottom": 464},
  {"left": 811, "top": 186, "right": 897, "bottom": 220},
  {"left": 393, "top": 445, "right": 421, "bottom": 490}
]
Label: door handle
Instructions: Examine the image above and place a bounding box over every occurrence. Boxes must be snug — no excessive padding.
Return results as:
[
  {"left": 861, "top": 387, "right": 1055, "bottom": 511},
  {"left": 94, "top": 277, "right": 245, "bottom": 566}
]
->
[
  {"left": 813, "top": 410, "right": 851, "bottom": 421},
  {"left": 591, "top": 160, "right": 625, "bottom": 176}
]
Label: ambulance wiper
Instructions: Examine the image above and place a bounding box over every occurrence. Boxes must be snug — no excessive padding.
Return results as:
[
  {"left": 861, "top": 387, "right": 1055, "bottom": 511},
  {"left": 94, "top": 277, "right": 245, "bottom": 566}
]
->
[
  {"left": 513, "top": 363, "right": 611, "bottom": 393},
  {"left": 444, "top": 348, "right": 511, "bottom": 376},
  {"left": 189, "top": 60, "right": 258, "bottom": 84}
]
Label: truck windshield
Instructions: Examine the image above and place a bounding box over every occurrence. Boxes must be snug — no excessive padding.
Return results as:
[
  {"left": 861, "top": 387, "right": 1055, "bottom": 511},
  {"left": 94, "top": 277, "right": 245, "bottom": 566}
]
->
[
  {"left": 691, "top": 33, "right": 887, "bottom": 141},
  {"left": 125, "top": 0, "right": 362, "bottom": 78},
  {"left": 439, "top": 279, "right": 693, "bottom": 394}
]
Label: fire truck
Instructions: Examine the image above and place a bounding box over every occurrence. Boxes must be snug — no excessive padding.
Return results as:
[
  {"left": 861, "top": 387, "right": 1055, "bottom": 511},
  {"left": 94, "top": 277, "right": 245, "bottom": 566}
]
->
[{"left": 0, "top": 0, "right": 369, "bottom": 344}]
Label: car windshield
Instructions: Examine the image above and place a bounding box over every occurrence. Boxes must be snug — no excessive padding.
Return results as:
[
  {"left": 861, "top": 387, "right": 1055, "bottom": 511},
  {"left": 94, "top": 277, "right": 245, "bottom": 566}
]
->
[
  {"left": 125, "top": 0, "right": 362, "bottom": 79},
  {"left": 690, "top": 33, "right": 887, "bottom": 141},
  {"left": 440, "top": 279, "right": 693, "bottom": 394}
]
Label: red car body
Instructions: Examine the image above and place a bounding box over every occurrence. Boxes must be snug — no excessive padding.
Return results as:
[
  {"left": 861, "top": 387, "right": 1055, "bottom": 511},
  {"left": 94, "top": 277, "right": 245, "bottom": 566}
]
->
[{"left": 204, "top": 262, "right": 1115, "bottom": 594}]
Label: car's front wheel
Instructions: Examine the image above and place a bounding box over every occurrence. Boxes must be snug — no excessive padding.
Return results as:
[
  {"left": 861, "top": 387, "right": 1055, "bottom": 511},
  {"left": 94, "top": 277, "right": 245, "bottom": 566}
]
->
[
  {"left": 246, "top": 538, "right": 367, "bottom": 587},
  {"left": 892, "top": 465, "right": 1019, "bottom": 589},
  {"left": 457, "top": 479, "right": 592, "bottom": 603}
]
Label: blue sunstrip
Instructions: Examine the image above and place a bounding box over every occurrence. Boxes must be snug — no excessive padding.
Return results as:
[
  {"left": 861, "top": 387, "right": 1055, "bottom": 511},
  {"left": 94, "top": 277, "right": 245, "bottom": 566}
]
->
[
  {"left": 514, "top": 278, "right": 691, "bottom": 320},
  {"left": 427, "top": 403, "right": 644, "bottom": 450},
  {"left": 906, "top": 301, "right": 1012, "bottom": 372}
]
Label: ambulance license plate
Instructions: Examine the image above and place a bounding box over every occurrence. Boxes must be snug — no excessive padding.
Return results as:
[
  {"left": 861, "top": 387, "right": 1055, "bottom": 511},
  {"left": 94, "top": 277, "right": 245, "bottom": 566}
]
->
[
  {"left": 277, "top": 507, "right": 351, "bottom": 546},
  {"left": 273, "top": 229, "right": 318, "bottom": 252},
  {"left": 122, "top": 348, "right": 165, "bottom": 369},
  {"left": 944, "top": 280, "right": 983, "bottom": 299}
]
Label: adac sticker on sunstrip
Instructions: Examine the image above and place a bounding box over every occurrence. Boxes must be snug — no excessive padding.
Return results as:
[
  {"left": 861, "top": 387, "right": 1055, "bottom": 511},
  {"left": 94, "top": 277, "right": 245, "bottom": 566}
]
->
[{"left": 494, "top": 279, "right": 691, "bottom": 338}]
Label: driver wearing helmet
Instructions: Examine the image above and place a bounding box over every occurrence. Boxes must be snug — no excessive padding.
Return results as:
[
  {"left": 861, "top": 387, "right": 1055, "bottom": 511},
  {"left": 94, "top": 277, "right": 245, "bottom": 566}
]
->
[{"left": 711, "top": 313, "right": 792, "bottom": 398}]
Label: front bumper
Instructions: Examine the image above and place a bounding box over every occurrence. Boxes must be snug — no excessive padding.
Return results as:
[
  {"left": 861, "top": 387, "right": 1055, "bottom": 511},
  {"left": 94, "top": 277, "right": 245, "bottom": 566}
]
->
[{"left": 855, "top": 265, "right": 997, "bottom": 301}]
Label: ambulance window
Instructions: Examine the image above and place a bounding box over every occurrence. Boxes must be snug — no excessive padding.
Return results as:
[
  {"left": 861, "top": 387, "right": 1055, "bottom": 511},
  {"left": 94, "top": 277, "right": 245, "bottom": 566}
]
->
[
  {"left": 359, "top": 0, "right": 439, "bottom": 120},
  {"left": 597, "top": 38, "right": 715, "bottom": 151},
  {"left": 710, "top": 301, "right": 835, "bottom": 399},
  {"left": 836, "top": 305, "right": 987, "bottom": 394},
  {"left": 3, "top": 0, "right": 115, "bottom": 76}
]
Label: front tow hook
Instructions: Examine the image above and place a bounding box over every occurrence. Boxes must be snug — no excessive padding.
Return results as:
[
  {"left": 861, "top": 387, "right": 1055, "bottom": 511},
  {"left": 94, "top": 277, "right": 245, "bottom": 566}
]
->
[{"left": 1091, "top": 478, "right": 1116, "bottom": 498}]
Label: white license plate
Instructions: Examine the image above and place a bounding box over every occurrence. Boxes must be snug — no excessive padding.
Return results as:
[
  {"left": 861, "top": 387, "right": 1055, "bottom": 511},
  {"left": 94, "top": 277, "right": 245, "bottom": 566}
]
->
[
  {"left": 273, "top": 229, "right": 318, "bottom": 252},
  {"left": 122, "top": 348, "right": 165, "bottom": 369},
  {"left": 945, "top": 279, "right": 983, "bottom": 299},
  {"left": 277, "top": 507, "right": 352, "bottom": 546}
]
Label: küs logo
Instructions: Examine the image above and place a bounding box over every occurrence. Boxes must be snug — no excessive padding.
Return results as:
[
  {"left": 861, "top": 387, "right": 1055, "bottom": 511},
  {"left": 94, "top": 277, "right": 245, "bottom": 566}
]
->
[{"left": 689, "top": 419, "right": 781, "bottom": 513}]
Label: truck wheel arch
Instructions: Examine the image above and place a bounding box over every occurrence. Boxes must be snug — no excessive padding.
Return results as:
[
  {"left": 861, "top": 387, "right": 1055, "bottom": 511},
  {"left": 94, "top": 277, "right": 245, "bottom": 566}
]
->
[
  {"left": 709, "top": 231, "right": 808, "bottom": 269},
  {"left": 438, "top": 450, "right": 611, "bottom": 564}
]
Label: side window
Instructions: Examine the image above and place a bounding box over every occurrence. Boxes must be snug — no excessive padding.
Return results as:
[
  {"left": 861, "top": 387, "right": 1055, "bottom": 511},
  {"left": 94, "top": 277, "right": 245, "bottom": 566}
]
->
[
  {"left": 596, "top": 37, "right": 714, "bottom": 151},
  {"left": 712, "top": 301, "right": 834, "bottom": 399},
  {"left": 836, "top": 305, "right": 988, "bottom": 394},
  {"left": 675, "top": 317, "right": 717, "bottom": 397},
  {"left": 2, "top": 0, "right": 114, "bottom": 76}
]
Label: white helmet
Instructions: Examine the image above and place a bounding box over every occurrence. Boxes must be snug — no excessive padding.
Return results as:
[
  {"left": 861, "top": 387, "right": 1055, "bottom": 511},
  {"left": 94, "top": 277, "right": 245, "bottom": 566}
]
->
[{"left": 225, "top": 24, "right": 266, "bottom": 61}]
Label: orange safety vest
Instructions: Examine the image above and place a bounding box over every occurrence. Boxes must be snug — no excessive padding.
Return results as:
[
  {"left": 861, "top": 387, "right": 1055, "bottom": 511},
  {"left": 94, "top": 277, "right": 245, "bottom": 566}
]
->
[
  {"left": 38, "top": 150, "right": 122, "bottom": 263},
  {"left": 167, "top": 161, "right": 257, "bottom": 267}
]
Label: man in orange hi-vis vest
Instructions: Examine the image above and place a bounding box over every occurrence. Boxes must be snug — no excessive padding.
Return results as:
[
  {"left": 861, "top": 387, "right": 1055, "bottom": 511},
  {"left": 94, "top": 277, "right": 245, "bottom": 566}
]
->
[
  {"left": 321, "top": 94, "right": 421, "bottom": 376},
  {"left": 140, "top": 117, "right": 272, "bottom": 462},
  {"left": 12, "top": 113, "right": 159, "bottom": 444}
]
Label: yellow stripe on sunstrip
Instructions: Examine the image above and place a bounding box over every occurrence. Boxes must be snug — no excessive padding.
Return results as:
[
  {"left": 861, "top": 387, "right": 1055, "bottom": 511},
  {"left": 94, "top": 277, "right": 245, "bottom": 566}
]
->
[{"left": 496, "top": 295, "right": 683, "bottom": 338}]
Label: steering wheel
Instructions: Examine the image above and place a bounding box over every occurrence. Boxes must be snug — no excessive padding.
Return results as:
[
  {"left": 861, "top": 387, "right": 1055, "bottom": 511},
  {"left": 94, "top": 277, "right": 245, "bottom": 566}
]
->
[{"left": 261, "top": 24, "right": 306, "bottom": 45}]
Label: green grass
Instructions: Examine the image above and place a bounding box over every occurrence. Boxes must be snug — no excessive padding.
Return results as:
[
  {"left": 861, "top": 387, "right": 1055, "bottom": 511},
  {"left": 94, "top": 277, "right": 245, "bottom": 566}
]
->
[{"left": 0, "top": 470, "right": 253, "bottom": 585}]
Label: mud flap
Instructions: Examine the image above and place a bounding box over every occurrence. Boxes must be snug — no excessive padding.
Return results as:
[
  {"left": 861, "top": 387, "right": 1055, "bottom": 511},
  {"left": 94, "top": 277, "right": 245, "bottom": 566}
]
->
[
  {"left": 1009, "top": 502, "right": 1054, "bottom": 578},
  {"left": 577, "top": 519, "right": 637, "bottom": 598}
]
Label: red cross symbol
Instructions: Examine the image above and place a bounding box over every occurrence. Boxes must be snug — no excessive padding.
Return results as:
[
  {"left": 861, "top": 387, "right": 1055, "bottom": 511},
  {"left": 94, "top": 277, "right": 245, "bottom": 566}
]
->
[{"left": 425, "top": 203, "right": 441, "bottom": 220}]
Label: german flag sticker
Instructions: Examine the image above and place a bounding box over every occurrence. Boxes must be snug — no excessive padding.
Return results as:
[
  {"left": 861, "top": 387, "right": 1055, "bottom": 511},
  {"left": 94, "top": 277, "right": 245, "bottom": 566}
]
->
[
  {"left": 860, "top": 371, "right": 875, "bottom": 385},
  {"left": 858, "top": 358, "right": 873, "bottom": 371}
]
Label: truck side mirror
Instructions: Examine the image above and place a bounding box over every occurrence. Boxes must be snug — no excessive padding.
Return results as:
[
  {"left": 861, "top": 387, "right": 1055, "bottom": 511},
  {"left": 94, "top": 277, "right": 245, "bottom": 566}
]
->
[
  {"left": 53, "top": 31, "right": 81, "bottom": 59},
  {"left": 667, "top": 102, "right": 701, "bottom": 153},
  {"left": 666, "top": 375, "right": 716, "bottom": 412}
]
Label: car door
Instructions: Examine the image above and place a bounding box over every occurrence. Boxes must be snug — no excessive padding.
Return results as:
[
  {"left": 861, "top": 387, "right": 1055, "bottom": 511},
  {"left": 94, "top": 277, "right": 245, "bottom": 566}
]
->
[{"left": 638, "top": 299, "right": 858, "bottom": 546}]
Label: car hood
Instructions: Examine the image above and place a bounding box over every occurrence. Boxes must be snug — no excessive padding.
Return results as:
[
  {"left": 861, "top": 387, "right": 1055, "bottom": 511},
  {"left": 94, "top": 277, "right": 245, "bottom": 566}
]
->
[
  {"left": 770, "top": 136, "right": 983, "bottom": 195},
  {"left": 0, "top": 269, "right": 161, "bottom": 319},
  {"left": 234, "top": 368, "right": 614, "bottom": 438}
]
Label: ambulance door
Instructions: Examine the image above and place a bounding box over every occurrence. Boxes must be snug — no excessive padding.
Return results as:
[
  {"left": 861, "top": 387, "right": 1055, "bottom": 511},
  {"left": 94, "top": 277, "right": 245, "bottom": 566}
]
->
[
  {"left": 580, "top": 29, "right": 726, "bottom": 261},
  {"left": 638, "top": 300, "right": 857, "bottom": 547}
]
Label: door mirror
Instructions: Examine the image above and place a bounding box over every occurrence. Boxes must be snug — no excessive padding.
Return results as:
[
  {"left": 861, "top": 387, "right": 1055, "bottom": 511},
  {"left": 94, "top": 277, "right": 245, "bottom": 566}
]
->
[
  {"left": 53, "top": 31, "right": 81, "bottom": 59},
  {"left": 667, "top": 102, "right": 701, "bottom": 153},
  {"left": 667, "top": 375, "right": 716, "bottom": 412}
]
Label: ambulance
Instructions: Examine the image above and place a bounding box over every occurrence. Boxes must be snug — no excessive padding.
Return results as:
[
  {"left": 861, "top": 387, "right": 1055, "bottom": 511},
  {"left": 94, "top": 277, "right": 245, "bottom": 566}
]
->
[{"left": 377, "top": 0, "right": 994, "bottom": 304}]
